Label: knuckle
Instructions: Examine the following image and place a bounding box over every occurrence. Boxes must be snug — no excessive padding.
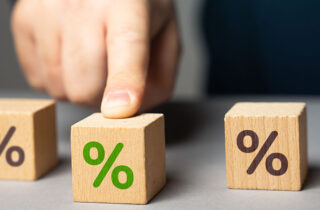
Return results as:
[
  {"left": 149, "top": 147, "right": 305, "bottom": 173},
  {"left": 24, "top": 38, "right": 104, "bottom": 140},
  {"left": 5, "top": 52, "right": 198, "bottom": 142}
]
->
[
  {"left": 43, "top": 53, "right": 60, "bottom": 67},
  {"left": 27, "top": 78, "right": 45, "bottom": 91},
  {"left": 67, "top": 84, "right": 102, "bottom": 105},
  {"left": 11, "top": 9, "right": 25, "bottom": 30},
  {"left": 68, "top": 92, "right": 91, "bottom": 105},
  {"left": 46, "top": 65, "right": 62, "bottom": 81},
  {"left": 11, "top": 2, "right": 33, "bottom": 31},
  {"left": 46, "top": 70, "right": 66, "bottom": 99},
  {"left": 48, "top": 88, "right": 66, "bottom": 100}
]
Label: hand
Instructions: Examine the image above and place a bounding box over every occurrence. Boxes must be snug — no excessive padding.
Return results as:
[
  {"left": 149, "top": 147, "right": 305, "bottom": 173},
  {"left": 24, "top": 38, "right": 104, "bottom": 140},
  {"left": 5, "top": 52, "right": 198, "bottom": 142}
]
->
[{"left": 11, "top": 0, "right": 180, "bottom": 118}]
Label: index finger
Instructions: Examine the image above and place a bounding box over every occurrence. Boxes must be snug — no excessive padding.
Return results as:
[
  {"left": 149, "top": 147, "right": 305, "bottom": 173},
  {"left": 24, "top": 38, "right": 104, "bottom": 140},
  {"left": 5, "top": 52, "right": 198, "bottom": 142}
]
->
[{"left": 101, "top": 0, "right": 150, "bottom": 118}]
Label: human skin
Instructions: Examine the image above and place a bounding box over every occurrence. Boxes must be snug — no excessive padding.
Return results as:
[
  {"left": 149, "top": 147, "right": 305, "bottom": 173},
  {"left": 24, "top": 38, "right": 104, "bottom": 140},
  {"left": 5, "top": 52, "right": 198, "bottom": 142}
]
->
[{"left": 11, "top": 0, "right": 180, "bottom": 118}]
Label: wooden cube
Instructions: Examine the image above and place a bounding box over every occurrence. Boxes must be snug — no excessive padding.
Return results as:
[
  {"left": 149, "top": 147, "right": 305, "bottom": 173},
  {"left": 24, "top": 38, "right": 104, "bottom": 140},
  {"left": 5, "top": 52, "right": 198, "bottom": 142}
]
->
[
  {"left": 225, "top": 102, "right": 307, "bottom": 191},
  {"left": 71, "top": 113, "right": 166, "bottom": 204},
  {"left": 0, "top": 99, "right": 58, "bottom": 180}
]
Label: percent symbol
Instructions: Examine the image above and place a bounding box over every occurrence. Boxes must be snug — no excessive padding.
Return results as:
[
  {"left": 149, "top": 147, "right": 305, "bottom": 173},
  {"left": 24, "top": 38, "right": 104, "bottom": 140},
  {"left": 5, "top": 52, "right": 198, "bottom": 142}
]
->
[
  {"left": 237, "top": 130, "right": 288, "bottom": 176},
  {"left": 0, "top": 126, "right": 25, "bottom": 167},
  {"left": 83, "top": 142, "right": 134, "bottom": 189}
]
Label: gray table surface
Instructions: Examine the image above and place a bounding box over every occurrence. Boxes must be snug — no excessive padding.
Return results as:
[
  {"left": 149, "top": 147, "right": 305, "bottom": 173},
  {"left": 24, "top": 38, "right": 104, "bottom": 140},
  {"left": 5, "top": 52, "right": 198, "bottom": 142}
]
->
[{"left": 0, "top": 89, "right": 319, "bottom": 210}]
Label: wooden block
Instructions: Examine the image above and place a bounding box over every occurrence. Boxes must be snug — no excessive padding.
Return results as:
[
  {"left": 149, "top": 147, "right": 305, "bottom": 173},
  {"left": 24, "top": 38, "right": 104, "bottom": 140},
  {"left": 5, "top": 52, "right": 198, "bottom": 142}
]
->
[
  {"left": 0, "top": 99, "right": 58, "bottom": 180},
  {"left": 71, "top": 113, "right": 166, "bottom": 204},
  {"left": 225, "top": 102, "right": 308, "bottom": 191}
]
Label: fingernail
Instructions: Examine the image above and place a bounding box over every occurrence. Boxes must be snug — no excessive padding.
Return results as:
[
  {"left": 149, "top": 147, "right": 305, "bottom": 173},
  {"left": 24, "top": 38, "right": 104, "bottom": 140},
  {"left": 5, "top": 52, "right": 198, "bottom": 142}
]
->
[{"left": 103, "top": 90, "right": 132, "bottom": 108}]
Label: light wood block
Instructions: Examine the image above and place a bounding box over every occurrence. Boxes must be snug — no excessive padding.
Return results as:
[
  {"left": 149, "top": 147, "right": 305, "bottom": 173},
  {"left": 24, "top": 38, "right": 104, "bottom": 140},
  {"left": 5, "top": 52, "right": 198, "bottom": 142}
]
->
[
  {"left": 71, "top": 113, "right": 166, "bottom": 204},
  {"left": 225, "top": 102, "right": 308, "bottom": 191},
  {"left": 0, "top": 99, "right": 58, "bottom": 180}
]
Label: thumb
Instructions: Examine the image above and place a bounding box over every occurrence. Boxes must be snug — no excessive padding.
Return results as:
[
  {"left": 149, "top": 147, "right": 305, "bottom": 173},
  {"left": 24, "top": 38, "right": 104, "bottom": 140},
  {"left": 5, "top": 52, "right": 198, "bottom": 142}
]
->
[{"left": 101, "top": 2, "right": 149, "bottom": 118}]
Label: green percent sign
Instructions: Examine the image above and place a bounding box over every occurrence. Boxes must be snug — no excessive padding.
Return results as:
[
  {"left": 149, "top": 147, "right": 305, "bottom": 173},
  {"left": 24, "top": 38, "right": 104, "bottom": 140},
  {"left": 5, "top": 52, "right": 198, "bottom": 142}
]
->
[{"left": 83, "top": 142, "right": 134, "bottom": 189}]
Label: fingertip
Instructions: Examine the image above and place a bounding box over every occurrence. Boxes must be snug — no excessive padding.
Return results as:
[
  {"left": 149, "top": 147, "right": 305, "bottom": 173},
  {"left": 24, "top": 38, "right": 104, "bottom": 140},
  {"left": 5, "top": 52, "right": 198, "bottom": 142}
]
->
[{"left": 101, "top": 89, "right": 140, "bottom": 119}]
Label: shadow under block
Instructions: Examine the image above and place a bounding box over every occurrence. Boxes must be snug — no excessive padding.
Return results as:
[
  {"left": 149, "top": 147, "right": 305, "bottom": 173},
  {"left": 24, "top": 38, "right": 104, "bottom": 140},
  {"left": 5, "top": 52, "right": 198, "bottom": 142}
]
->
[
  {"left": 71, "top": 113, "right": 166, "bottom": 204},
  {"left": 0, "top": 99, "right": 58, "bottom": 180},
  {"left": 225, "top": 102, "right": 308, "bottom": 191}
]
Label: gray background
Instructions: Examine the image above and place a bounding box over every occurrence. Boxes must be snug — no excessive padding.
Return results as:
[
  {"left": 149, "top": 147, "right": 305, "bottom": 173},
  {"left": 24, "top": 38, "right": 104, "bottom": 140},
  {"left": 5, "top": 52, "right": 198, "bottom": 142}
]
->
[{"left": 0, "top": 0, "right": 207, "bottom": 98}]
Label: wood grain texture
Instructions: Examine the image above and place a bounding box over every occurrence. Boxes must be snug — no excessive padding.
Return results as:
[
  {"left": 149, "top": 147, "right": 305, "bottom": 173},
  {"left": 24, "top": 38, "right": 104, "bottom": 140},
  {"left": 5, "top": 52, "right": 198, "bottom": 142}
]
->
[
  {"left": 225, "top": 102, "right": 308, "bottom": 191},
  {"left": 71, "top": 113, "right": 166, "bottom": 204},
  {"left": 0, "top": 99, "right": 57, "bottom": 180}
]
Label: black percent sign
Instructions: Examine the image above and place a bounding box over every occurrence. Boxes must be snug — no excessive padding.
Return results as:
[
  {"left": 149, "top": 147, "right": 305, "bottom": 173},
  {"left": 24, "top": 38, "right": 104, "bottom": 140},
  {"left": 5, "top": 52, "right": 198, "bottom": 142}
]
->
[
  {"left": 237, "top": 130, "right": 288, "bottom": 176},
  {"left": 0, "top": 127, "right": 25, "bottom": 167}
]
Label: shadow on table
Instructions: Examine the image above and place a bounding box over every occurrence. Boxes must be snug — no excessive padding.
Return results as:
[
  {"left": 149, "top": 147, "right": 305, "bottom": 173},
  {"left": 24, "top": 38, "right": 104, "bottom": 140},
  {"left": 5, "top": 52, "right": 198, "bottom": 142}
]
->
[
  {"left": 40, "top": 156, "right": 71, "bottom": 180},
  {"left": 151, "top": 101, "right": 212, "bottom": 145},
  {"left": 303, "top": 165, "right": 320, "bottom": 190},
  {"left": 149, "top": 172, "right": 184, "bottom": 204},
  {"left": 149, "top": 101, "right": 222, "bottom": 203}
]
